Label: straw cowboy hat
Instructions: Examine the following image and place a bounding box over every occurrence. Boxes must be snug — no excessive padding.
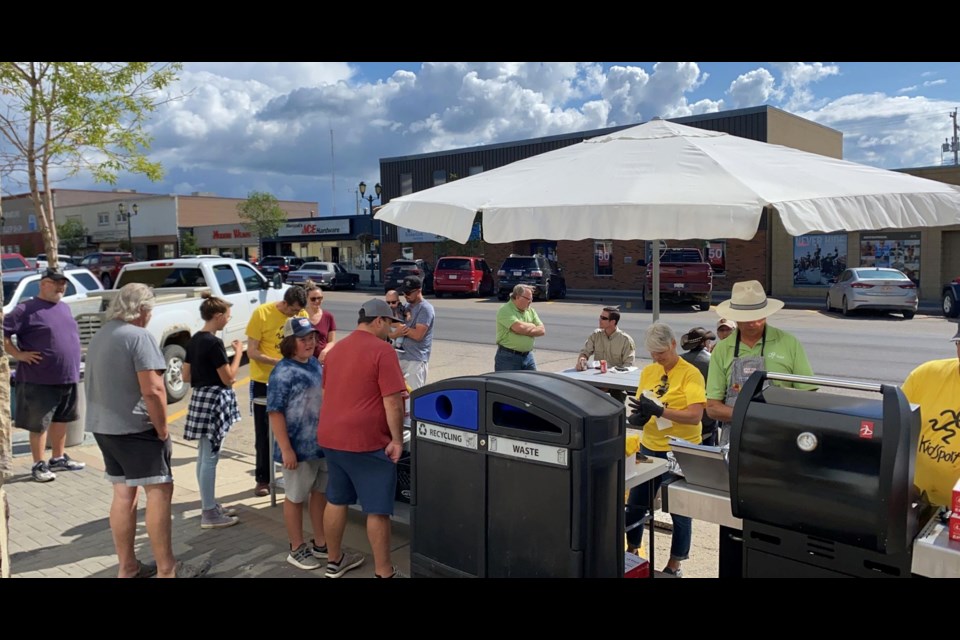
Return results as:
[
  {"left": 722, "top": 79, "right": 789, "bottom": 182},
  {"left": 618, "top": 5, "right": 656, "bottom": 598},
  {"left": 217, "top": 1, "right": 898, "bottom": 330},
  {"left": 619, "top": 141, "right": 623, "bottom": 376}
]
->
[{"left": 715, "top": 280, "right": 784, "bottom": 322}]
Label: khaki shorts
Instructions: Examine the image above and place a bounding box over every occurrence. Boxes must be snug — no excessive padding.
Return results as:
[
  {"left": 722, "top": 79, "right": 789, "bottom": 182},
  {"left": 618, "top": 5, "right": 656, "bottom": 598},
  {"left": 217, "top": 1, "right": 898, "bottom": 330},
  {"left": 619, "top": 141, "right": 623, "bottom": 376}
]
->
[{"left": 280, "top": 458, "right": 328, "bottom": 503}]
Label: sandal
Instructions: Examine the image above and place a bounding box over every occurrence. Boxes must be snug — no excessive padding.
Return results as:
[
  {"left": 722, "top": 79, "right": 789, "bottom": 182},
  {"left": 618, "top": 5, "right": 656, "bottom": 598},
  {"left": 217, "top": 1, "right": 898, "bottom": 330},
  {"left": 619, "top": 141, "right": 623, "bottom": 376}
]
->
[{"left": 133, "top": 560, "right": 158, "bottom": 578}]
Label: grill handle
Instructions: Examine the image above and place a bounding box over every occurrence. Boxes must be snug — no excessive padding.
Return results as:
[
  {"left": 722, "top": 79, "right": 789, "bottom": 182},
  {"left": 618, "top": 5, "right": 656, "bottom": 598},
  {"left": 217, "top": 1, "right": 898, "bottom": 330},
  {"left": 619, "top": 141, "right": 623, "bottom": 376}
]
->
[{"left": 763, "top": 372, "right": 882, "bottom": 394}]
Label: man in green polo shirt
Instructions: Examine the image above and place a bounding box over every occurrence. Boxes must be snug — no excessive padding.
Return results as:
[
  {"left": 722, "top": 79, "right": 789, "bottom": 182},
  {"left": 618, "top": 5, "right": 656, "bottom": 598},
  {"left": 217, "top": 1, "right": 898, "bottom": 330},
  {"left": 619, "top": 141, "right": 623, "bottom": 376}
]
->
[
  {"left": 705, "top": 280, "right": 816, "bottom": 445},
  {"left": 495, "top": 285, "right": 546, "bottom": 371}
]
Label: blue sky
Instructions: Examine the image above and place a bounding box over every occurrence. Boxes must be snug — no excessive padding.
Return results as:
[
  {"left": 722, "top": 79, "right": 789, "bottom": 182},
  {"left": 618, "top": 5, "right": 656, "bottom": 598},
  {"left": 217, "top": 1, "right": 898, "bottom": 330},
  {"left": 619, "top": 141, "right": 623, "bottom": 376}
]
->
[{"left": 27, "top": 62, "right": 960, "bottom": 217}]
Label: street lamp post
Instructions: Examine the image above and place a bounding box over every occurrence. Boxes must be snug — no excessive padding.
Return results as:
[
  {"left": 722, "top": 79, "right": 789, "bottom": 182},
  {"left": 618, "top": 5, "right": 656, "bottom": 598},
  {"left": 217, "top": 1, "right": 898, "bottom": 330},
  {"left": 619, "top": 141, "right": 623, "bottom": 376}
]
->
[
  {"left": 359, "top": 181, "right": 382, "bottom": 286},
  {"left": 118, "top": 202, "right": 138, "bottom": 257}
]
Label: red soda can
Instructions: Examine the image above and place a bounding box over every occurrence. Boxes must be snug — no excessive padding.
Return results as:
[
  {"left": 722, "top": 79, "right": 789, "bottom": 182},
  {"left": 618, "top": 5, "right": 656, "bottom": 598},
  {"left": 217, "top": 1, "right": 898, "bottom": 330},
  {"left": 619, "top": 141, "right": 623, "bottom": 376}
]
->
[{"left": 600, "top": 360, "right": 607, "bottom": 373}]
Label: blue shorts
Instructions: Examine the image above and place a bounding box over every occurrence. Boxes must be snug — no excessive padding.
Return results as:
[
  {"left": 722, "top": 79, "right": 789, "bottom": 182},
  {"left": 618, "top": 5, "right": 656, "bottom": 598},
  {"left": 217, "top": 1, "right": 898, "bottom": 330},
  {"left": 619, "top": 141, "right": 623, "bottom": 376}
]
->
[{"left": 321, "top": 448, "right": 397, "bottom": 516}]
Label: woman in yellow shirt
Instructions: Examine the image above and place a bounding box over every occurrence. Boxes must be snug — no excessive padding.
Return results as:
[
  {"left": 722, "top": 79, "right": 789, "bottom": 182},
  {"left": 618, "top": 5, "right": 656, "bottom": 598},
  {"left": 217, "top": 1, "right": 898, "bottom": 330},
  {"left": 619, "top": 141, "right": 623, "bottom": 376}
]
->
[{"left": 625, "top": 323, "right": 706, "bottom": 577}]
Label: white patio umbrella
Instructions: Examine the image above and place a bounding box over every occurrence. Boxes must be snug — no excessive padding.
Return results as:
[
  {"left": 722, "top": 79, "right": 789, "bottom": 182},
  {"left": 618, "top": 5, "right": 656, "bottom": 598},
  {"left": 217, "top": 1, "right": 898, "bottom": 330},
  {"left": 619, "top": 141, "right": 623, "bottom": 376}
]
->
[{"left": 376, "top": 118, "right": 960, "bottom": 319}]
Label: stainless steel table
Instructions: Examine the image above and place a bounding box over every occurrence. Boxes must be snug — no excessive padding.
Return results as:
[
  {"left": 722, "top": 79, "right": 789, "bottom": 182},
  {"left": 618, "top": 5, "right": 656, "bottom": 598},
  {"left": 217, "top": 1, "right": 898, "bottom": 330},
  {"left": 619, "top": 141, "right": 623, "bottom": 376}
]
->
[{"left": 911, "top": 513, "right": 960, "bottom": 578}]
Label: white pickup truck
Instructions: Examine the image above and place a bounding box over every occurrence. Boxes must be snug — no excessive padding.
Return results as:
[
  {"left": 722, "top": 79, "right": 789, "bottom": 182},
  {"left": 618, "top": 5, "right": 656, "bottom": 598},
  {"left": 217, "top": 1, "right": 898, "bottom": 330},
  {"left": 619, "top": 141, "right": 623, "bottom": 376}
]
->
[{"left": 77, "top": 258, "right": 287, "bottom": 403}]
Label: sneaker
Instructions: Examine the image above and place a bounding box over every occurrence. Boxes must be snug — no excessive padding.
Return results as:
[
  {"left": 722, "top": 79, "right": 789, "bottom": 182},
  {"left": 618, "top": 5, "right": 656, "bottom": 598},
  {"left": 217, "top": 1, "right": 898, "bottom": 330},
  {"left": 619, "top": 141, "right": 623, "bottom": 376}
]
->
[
  {"left": 31, "top": 461, "right": 56, "bottom": 483},
  {"left": 200, "top": 508, "right": 239, "bottom": 529},
  {"left": 375, "top": 565, "right": 408, "bottom": 578},
  {"left": 324, "top": 550, "right": 365, "bottom": 578},
  {"left": 48, "top": 454, "right": 85, "bottom": 471},
  {"left": 216, "top": 504, "right": 238, "bottom": 517},
  {"left": 175, "top": 559, "right": 212, "bottom": 578},
  {"left": 662, "top": 566, "right": 683, "bottom": 577},
  {"left": 309, "top": 539, "right": 328, "bottom": 559},
  {"left": 287, "top": 543, "right": 322, "bottom": 570}
]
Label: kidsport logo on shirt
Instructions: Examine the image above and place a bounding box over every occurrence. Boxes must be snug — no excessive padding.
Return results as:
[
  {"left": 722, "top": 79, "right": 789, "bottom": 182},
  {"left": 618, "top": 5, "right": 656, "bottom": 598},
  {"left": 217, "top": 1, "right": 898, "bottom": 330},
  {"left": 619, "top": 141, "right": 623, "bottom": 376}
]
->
[{"left": 920, "top": 409, "right": 960, "bottom": 465}]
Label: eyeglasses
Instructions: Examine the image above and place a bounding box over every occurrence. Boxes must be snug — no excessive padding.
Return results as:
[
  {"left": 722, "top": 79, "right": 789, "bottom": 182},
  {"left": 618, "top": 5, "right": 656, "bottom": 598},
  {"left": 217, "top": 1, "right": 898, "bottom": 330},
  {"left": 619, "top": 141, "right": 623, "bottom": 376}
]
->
[
  {"left": 309, "top": 297, "right": 323, "bottom": 302},
  {"left": 599, "top": 316, "right": 610, "bottom": 321},
  {"left": 519, "top": 295, "right": 533, "bottom": 301},
  {"left": 655, "top": 375, "right": 669, "bottom": 398},
  {"left": 386, "top": 300, "right": 399, "bottom": 305}
]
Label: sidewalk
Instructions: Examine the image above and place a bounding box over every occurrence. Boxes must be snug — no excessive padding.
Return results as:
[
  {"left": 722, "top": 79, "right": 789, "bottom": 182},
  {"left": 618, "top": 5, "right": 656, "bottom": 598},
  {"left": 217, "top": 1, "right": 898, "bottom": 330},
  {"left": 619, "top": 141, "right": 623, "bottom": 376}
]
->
[{"left": 5, "top": 436, "right": 410, "bottom": 578}]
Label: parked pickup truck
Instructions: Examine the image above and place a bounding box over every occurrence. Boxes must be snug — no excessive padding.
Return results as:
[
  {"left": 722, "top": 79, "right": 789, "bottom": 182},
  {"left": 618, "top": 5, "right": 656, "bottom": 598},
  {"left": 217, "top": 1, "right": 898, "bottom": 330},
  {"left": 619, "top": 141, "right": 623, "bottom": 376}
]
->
[
  {"left": 76, "top": 258, "right": 286, "bottom": 403},
  {"left": 641, "top": 247, "right": 714, "bottom": 311},
  {"left": 943, "top": 277, "right": 960, "bottom": 317}
]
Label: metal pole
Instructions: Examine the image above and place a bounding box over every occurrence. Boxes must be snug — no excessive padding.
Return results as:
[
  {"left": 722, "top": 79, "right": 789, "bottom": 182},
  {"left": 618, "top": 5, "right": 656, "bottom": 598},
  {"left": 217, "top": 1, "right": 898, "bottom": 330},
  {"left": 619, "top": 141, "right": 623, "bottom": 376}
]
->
[
  {"left": 376, "top": 212, "right": 382, "bottom": 288},
  {"left": 652, "top": 240, "right": 661, "bottom": 323},
  {"left": 368, "top": 195, "right": 375, "bottom": 286}
]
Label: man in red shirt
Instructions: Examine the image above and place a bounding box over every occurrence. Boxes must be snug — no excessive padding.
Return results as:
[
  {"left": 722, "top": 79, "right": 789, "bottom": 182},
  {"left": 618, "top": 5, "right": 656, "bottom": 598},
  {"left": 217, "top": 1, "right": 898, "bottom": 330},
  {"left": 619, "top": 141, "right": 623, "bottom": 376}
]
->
[{"left": 318, "top": 298, "right": 407, "bottom": 578}]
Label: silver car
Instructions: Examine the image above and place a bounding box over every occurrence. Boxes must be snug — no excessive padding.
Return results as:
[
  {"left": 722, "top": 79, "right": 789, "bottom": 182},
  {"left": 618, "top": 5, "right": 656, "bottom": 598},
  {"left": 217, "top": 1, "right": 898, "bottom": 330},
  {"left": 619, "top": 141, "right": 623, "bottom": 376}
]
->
[{"left": 825, "top": 267, "right": 918, "bottom": 319}]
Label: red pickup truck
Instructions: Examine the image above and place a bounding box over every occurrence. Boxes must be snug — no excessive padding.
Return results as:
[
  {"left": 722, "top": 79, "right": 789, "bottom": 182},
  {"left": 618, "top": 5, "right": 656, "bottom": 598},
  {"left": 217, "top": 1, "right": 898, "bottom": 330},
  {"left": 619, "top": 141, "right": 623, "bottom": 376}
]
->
[{"left": 641, "top": 248, "right": 714, "bottom": 311}]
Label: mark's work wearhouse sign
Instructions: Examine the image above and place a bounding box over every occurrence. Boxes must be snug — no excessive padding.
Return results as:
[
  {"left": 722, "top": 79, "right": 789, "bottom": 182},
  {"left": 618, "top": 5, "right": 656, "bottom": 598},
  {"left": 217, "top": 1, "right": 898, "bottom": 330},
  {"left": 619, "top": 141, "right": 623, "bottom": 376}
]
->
[{"left": 195, "top": 224, "right": 255, "bottom": 247}]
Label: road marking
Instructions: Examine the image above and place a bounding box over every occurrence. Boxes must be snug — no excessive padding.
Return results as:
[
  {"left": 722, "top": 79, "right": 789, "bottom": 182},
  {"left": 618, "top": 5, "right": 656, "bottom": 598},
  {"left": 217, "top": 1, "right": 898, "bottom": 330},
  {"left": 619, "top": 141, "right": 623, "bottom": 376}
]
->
[{"left": 169, "top": 376, "right": 251, "bottom": 424}]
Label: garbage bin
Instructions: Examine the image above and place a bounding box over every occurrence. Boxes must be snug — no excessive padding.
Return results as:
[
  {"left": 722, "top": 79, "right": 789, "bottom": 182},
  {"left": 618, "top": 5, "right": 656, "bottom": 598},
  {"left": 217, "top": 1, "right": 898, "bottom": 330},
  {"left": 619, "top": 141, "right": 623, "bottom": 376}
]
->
[
  {"left": 729, "top": 371, "right": 923, "bottom": 578},
  {"left": 410, "top": 371, "right": 625, "bottom": 578},
  {"left": 65, "top": 372, "right": 86, "bottom": 447}
]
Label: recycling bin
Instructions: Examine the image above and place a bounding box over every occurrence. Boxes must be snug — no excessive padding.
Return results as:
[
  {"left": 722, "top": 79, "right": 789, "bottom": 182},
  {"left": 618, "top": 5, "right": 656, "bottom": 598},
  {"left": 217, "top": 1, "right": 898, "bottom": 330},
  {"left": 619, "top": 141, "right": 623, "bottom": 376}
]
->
[
  {"left": 729, "top": 371, "right": 923, "bottom": 578},
  {"left": 410, "top": 371, "right": 625, "bottom": 578}
]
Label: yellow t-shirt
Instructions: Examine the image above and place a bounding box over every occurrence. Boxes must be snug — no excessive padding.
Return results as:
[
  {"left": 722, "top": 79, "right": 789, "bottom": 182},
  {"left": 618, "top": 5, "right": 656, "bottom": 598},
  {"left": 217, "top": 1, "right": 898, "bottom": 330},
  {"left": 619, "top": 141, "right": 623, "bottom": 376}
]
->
[
  {"left": 633, "top": 358, "right": 706, "bottom": 452},
  {"left": 246, "top": 303, "right": 307, "bottom": 383},
  {"left": 901, "top": 358, "right": 960, "bottom": 507}
]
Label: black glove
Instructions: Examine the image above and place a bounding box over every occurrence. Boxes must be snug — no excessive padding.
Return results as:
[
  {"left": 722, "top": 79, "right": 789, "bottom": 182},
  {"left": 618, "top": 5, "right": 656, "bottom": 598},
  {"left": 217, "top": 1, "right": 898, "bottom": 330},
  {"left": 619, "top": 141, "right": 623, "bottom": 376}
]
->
[
  {"left": 629, "top": 395, "right": 664, "bottom": 418},
  {"left": 627, "top": 408, "right": 652, "bottom": 426}
]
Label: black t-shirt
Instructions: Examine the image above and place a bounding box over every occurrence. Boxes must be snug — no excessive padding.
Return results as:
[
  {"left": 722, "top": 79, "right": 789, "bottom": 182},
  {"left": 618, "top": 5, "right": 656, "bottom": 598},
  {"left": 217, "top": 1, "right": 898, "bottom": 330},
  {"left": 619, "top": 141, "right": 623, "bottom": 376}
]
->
[{"left": 185, "top": 331, "right": 229, "bottom": 388}]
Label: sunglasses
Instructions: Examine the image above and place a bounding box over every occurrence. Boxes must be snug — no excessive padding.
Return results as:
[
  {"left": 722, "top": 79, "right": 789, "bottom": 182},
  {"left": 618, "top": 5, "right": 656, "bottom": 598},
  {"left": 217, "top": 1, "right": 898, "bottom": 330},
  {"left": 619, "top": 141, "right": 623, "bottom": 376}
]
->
[
  {"left": 309, "top": 297, "right": 323, "bottom": 302},
  {"left": 599, "top": 315, "right": 610, "bottom": 321},
  {"left": 655, "top": 375, "right": 669, "bottom": 398},
  {"left": 387, "top": 300, "right": 399, "bottom": 305}
]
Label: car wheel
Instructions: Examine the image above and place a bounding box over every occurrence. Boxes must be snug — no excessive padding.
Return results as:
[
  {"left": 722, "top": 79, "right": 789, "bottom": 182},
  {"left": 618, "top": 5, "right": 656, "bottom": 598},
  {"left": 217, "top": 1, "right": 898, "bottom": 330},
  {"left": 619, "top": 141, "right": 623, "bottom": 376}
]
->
[
  {"left": 101, "top": 273, "right": 112, "bottom": 289},
  {"left": 903, "top": 310, "right": 915, "bottom": 320},
  {"left": 497, "top": 291, "right": 508, "bottom": 301},
  {"left": 558, "top": 283, "right": 567, "bottom": 299},
  {"left": 349, "top": 281, "right": 356, "bottom": 290},
  {"left": 842, "top": 296, "right": 851, "bottom": 317},
  {"left": 825, "top": 294, "right": 832, "bottom": 312},
  {"left": 162, "top": 344, "right": 189, "bottom": 404},
  {"left": 696, "top": 299, "right": 710, "bottom": 312},
  {"left": 435, "top": 290, "right": 444, "bottom": 298},
  {"left": 641, "top": 286, "right": 652, "bottom": 310},
  {"left": 944, "top": 291, "right": 959, "bottom": 318}
]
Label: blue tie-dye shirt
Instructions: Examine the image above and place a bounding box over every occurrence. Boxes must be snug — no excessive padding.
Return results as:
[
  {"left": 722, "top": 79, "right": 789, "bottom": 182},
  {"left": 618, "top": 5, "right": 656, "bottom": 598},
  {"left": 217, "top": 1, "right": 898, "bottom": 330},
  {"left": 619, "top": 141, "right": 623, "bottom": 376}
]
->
[{"left": 266, "top": 357, "right": 323, "bottom": 462}]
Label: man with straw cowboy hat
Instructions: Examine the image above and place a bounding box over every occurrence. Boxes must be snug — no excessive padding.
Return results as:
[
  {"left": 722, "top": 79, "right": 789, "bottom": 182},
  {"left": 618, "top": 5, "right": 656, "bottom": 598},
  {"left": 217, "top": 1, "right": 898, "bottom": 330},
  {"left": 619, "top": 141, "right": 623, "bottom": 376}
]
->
[{"left": 705, "top": 280, "right": 817, "bottom": 445}]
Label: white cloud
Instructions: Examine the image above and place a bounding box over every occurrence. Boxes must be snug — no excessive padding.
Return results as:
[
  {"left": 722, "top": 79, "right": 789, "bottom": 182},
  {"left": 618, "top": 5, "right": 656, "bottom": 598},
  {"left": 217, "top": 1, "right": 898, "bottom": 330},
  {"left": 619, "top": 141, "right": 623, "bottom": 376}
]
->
[
  {"left": 898, "top": 85, "right": 918, "bottom": 94},
  {"left": 773, "top": 62, "right": 840, "bottom": 110},
  {"left": 924, "top": 79, "right": 947, "bottom": 87},
  {"left": 727, "top": 68, "right": 780, "bottom": 108}
]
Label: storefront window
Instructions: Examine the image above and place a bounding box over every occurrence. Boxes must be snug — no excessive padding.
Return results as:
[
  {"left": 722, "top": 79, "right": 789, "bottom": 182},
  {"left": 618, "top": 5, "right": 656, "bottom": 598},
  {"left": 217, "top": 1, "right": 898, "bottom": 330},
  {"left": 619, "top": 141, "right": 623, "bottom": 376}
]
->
[
  {"left": 860, "top": 232, "right": 920, "bottom": 285},
  {"left": 594, "top": 240, "right": 613, "bottom": 277},
  {"left": 793, "top": 233, "right": 847, "bottom": 287}
]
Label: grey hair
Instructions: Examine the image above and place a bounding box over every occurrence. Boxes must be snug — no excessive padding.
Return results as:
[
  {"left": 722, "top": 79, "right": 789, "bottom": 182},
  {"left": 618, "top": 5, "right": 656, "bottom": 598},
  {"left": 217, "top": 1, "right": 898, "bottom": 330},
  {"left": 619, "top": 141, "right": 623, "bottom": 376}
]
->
[
  {"left": 510, "top": 284, "right": 532, "bottom": 300},
  {"left": 644, "top": 322, "right": 676, "bottom": 353},
  {"left": 106, "top": 283, "right": 156, "bottom": 322}
]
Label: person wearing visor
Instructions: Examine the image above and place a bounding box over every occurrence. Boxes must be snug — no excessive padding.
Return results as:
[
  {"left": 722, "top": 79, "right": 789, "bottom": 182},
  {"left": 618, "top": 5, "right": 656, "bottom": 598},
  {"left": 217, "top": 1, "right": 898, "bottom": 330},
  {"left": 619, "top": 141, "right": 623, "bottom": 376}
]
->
[{"left": 705, "top": 281, "right": 816, "bottom": 446}]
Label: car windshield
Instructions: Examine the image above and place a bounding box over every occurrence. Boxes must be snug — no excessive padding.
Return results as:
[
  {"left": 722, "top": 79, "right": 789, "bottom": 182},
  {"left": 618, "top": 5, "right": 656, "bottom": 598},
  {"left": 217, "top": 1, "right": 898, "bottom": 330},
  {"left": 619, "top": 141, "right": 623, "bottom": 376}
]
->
[
  {"left": 3, "top": 280, "right": 22, "bottom": 301},
  {"left": 438, "top": 259, "right": 472, "bottom": 270},
  {"left": 117, "top": 267, "right": 206, "bottom": 288},
  {"left": 2, "top": 257, "right": 27, "bottom": 270},
  {"left": 301, "top": 263, "right": 328, "bottom": 271},
  {"left": 501, "top": 257, "right": 539, "bottom": 270},
  {"left": 390, "top": 262, "right": 420, "bottom": 273}
]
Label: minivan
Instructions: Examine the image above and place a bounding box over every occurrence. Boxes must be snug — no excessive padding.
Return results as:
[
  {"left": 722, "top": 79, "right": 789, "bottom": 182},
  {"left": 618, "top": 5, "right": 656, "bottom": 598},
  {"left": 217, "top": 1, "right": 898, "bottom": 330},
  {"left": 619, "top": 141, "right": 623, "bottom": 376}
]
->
[{"left": 433, "top": 256, "right": 494, "bottom": 297}]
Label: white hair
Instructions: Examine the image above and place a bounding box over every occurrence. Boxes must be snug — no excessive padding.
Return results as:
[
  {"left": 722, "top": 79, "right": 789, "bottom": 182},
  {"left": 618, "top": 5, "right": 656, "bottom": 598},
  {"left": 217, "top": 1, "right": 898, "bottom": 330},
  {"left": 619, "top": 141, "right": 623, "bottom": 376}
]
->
[
  {"left": 106, "top": 283, "right": 155, "bottom": 322},
  {"left": 644, "top": 322, "right": 676, "bottom": 353}
]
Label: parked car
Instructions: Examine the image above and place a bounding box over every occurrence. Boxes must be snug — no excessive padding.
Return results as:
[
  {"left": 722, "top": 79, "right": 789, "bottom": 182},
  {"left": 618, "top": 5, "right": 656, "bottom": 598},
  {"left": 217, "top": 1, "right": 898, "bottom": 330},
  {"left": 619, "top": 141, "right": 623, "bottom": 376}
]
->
[
  {"left": 78, "top": 252, "right": 135, "bottom": 289},
  {"left": 433, "top": 256, "right": 495, "bottom": 297},
  {"left": 825, "top": 267, "right": 918, "bottom": 319},
  {"left": 496, "top": 254, "right": 566, "bottom": 301},
  {"left": 35, "top": 253, "right": 74, "bottom": 269},
  {"left": 942, "top": 276, "right": 960, "bottom": 317},
  {"left": 287, "top": 261, "right": 359, "bottom": 290},
  {"left": 2, "top": 253, "right": 32, "bottom": 272},
  {"left": 640, "top": 247, "right": 714, "bottom": 311},
  {"left": 3, "top": 267, "right": 104, "bottom": 317},
  {"left": 76, "top": 258, "right": 287, "bottom": 403},
  {"left": 384, "top": 259, "right": 434, "bottom": 294},
  {"left": 257, "top": 255, "right": 306, "bottom": 282}
]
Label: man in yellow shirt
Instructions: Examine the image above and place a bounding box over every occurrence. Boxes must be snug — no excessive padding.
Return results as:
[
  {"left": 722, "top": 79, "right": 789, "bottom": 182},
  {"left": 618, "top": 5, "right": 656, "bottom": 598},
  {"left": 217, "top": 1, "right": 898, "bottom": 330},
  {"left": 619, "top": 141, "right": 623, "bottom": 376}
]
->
[
  {"left": 246, "top": 286, "right": 308, "bottom": 496},
  {"left": 901, "top": 325, "right": 960, "bottom": 507}
]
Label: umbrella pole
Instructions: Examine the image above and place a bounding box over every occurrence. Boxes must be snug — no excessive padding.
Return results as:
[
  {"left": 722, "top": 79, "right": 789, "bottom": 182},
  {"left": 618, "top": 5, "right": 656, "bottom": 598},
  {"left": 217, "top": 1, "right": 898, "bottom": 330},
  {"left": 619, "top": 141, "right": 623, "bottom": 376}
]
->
[{"left": 652, "top": 240, "right": 661, "bottom": 323}]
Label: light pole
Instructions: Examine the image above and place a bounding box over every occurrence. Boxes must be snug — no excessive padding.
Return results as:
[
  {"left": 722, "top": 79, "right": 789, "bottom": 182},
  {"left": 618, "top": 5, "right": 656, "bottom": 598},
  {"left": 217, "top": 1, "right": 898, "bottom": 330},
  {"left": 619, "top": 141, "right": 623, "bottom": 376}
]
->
[
  {"left": 118, "top": 202, "right": 138, "bottom": 256},
  {"left": 359, "top": 181, "right": 382, "bottom": 286}
]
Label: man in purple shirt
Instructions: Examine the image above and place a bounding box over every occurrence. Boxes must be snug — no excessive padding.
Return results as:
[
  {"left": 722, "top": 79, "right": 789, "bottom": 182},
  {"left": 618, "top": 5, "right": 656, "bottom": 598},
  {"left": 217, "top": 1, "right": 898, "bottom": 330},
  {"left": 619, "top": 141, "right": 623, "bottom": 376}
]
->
[{"left": 3, "top": 268, "right": 85, "bottom": 482}]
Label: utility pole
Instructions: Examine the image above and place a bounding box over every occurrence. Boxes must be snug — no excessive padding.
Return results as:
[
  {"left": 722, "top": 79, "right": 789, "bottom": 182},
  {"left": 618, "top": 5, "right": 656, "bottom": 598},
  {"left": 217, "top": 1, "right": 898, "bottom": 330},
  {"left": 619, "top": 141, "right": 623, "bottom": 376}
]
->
[{"left": 943, "top": 109, "right": 959, "bottom": 165}]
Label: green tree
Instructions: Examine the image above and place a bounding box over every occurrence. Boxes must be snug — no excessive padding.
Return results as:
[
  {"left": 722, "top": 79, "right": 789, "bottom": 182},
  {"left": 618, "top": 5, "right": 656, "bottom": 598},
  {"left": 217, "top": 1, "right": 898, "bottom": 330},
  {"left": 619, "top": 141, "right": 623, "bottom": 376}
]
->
[
  {"left": 180, "top": 231, "right": 200, "bottom": 256},
  {"left": 237, "top": 191, "right": 287, "bottom": 258},
  {"left": 56, "top": 218, "right": 88, "bottom": 254},
  {"left": 0, "top": 62, "right": 182, "bottom": 259}
]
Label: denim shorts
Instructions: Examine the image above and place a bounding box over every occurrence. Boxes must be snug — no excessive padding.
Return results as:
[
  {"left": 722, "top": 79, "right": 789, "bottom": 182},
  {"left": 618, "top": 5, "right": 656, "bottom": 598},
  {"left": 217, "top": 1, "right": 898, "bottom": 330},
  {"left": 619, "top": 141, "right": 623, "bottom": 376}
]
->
[
  {"left": 14, "top": 382, "right": 78, "bottom": 433},
  {"left": 321, "top": 448, "right": 397, "bottom": 516}
]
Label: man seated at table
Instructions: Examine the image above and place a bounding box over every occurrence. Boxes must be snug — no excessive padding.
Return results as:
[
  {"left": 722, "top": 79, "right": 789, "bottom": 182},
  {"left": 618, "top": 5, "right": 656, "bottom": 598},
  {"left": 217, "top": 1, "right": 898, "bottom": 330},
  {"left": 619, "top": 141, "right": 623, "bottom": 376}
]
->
[{"left": 575, "top": 306, "right": 636, "bottom": 402}]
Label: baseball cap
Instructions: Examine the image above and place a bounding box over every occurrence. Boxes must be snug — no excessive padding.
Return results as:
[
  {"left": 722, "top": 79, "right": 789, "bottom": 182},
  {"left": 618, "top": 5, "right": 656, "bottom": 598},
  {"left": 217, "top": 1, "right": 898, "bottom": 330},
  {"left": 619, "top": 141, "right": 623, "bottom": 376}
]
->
[
  {"left": 717, "top": 318, "right": 737, "bottom": 331},
  {"left": 360, "top": 298, "right": 402, "bottom": 322},
  {"left": 41, "top": 267, "right": 68, "bottom": 282},
  {"left": 401, "top": 275, "right": 422, "bottom": 294},
  {"left": 282, "top": 316, "right": 318, "bottom": 338},
  {"left": 680, "top": 327, "right": 716, "bottom": 351}
]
